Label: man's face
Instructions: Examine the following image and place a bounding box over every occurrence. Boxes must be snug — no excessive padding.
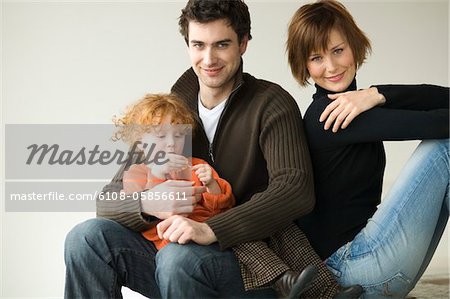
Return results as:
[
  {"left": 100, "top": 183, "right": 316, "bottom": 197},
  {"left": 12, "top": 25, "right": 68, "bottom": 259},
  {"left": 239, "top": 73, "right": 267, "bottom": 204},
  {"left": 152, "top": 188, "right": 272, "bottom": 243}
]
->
[{"left": 187, "top": 19, "right": 248, "bottom": 98}]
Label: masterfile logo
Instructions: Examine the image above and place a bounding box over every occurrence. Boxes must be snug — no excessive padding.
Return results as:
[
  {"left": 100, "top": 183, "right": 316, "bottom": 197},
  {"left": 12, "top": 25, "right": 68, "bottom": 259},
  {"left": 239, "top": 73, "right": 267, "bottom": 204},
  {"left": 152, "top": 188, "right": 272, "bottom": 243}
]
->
[{"left": 4, "top": 124, "right": 192, "bottom": 212}]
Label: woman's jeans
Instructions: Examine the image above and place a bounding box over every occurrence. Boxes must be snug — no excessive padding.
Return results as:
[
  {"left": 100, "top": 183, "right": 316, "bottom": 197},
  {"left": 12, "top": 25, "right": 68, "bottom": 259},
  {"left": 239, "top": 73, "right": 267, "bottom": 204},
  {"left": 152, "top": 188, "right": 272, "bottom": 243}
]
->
[
  {"left": 326, "top": 139, "right": 449, "bottom": 298},
  {"left": 64, "top": 218, "right": 276, "bottom": 299}
]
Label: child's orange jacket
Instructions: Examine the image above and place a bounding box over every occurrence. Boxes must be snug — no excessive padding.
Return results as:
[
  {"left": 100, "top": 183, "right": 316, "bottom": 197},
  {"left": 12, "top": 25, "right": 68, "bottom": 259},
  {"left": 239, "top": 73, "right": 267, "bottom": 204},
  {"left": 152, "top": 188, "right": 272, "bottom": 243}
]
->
[{"left": 141, "top": 158, "right": 235, "bottom": 249}]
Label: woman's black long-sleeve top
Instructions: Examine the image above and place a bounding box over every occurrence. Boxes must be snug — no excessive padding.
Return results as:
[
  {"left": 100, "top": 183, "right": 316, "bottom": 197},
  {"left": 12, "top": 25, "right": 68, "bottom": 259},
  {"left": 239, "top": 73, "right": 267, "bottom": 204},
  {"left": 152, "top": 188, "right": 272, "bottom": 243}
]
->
[{"left": 297, "top": 79, "right": 449, "bottom": 259}]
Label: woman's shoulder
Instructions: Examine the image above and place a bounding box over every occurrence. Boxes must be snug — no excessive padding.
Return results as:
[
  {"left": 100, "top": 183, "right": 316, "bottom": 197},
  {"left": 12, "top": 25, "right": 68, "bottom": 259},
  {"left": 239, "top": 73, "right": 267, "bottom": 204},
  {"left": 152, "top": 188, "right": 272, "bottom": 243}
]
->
[{"left": 304, "top": 95, "right": 331, "bottom": 122}]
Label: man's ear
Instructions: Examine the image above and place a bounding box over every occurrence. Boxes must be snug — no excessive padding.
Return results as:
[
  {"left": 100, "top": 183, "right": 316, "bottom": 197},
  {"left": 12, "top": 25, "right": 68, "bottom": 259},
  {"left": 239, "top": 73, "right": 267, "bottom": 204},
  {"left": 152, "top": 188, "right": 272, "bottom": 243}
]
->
[{"left": 239, "top": 35, "right": 249, "bottom": 55}]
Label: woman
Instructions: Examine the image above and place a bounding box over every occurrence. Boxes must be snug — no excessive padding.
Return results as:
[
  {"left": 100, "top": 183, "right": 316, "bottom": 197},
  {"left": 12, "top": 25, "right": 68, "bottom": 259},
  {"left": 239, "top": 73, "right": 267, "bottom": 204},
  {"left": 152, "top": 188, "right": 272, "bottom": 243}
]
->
[{"left": 286, "top": 0, "right": 449, "bottom": 297}]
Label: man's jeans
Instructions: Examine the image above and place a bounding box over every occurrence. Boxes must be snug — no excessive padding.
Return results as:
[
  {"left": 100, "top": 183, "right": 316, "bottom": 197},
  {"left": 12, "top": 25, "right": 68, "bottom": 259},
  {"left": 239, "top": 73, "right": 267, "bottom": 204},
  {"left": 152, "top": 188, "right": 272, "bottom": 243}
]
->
[
  {"left": 156, "top": 243, "right": 275, "bottom": 298},
  {"left": 64, "top": 218, "right": 160, "bottom": 298},
  {"left": 64, "top": 219, "right": 276, "bottom": 298},
  {"left": 326, "top": 139, "right": 450, "bottom": 298}
]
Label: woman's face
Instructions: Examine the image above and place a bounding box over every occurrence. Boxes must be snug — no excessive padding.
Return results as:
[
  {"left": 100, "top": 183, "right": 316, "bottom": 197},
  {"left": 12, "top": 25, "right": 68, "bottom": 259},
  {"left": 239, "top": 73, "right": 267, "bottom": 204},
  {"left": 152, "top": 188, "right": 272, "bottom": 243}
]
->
[{"left": 306, "top": 29, "right": 356, "bottom": 92}]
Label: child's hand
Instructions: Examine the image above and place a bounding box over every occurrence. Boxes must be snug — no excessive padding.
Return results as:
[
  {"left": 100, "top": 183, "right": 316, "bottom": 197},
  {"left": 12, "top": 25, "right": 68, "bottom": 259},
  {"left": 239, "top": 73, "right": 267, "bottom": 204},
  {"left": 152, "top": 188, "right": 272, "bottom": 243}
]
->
[
  {"left": 151, "top": 153, "right": 189, "bottom": 179},
  {"left": 123, "top": 164, "right": 151, "bottom": 194},
  {"left": 192, "top": 164, "right": 215, "bottom": 187}
]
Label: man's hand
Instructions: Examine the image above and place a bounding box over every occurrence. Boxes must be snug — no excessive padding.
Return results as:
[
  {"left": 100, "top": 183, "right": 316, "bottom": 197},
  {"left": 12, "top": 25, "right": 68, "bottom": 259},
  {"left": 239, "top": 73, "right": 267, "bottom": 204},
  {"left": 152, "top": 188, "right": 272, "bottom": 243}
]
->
[
  {"left": 140, "top": 180, "right": 206, "bottom": 220},
  {"left": 321, "top": 87, "right": 386, "bottom": 132},
  {"left": 123, "top": 164, "right": 150, "bottom": 194},
  {"left": 156, "top": 215, "right": 217, "bottom": 245},
  {"left": 152, "top": 153, "right": 189, "bottom": 179}
]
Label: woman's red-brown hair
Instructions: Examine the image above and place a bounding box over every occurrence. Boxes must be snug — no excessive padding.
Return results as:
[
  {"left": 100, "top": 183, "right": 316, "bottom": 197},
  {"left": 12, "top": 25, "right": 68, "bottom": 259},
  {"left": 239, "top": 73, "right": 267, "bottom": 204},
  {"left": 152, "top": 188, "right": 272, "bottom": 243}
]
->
[{"left": 286, "top": 0, "right": 371, "bottom": 86}]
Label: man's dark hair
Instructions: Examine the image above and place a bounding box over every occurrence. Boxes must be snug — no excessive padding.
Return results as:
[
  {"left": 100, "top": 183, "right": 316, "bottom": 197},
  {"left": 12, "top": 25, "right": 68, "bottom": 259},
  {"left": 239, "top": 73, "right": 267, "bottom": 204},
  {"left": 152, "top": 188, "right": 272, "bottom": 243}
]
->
[{"left": 179, "top": 0, "right": 252, "bottom": 44}]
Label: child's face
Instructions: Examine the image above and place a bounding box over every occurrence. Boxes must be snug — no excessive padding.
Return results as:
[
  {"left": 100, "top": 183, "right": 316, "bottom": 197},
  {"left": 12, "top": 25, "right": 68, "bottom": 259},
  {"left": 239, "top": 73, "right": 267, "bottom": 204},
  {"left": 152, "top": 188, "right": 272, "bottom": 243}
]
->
[{"left": 140, "top": 114, "right": 187, "bottom": 159}]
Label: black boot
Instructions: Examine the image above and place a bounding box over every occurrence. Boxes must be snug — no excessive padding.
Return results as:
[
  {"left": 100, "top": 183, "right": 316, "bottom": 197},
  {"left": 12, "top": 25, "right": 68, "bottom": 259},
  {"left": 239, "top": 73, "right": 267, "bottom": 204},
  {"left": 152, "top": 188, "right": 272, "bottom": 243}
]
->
[
  {"left": 333, "top": 285, "right": 364, "bottom": 298},
  {"left": 274, "top": 265, "right": 318, "bottom": 299}
]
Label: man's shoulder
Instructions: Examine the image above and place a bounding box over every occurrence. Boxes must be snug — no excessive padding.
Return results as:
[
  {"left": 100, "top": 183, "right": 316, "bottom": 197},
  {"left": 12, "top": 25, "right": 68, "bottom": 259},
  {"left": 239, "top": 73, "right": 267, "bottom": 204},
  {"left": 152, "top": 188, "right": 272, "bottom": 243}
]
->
[
  {"left": 241, "top": 72, "right": 294, "bottom": 102},
  {"left": 242, "top": 72, "right": 285, "bottom": 90}
]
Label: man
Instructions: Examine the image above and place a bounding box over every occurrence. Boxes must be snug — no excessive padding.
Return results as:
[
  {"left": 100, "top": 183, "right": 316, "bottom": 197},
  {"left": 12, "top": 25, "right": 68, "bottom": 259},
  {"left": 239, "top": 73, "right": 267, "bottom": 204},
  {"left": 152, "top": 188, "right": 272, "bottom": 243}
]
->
[{"left": 64, "top": 1, "right": 350, "bottom": 298}]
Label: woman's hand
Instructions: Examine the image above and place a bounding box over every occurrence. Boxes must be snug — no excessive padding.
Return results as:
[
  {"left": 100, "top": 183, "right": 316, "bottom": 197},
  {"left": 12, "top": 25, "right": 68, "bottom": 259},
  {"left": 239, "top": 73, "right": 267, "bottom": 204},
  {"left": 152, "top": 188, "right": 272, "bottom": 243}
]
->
[{"left": 320, "top": 87, "right": 386, "bottom": 132}]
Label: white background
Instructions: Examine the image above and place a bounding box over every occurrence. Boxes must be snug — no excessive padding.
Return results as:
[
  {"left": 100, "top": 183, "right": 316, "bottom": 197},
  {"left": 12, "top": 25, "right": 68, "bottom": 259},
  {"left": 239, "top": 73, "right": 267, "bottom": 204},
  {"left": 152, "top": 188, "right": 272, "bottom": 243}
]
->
[{"left": 1, "top": 0, "right": 448, "bottom": 298}]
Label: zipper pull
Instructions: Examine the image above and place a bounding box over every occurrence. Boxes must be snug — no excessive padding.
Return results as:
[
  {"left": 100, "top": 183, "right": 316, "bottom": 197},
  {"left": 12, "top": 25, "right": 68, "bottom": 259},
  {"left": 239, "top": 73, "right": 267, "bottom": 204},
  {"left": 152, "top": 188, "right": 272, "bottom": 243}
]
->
[{"left": 209, "top": 143, "right": 215, "bottom": 163}]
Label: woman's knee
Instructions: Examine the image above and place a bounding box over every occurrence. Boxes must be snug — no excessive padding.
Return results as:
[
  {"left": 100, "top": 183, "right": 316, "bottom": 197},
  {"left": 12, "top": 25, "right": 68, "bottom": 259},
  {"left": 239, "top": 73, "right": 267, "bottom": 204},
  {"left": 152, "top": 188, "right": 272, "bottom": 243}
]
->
[
  {"left": 422, "top": 138, "right": 449, "bottom": 159},
  {"left": 408, "top": 139, "right": 450, "bottom": 182}
]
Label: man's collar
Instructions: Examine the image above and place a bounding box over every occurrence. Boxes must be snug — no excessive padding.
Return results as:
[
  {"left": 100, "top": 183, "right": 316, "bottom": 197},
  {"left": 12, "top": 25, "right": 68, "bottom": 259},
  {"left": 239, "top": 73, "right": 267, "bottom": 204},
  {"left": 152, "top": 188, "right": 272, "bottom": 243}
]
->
[{"left": 233, "top": 58, "right": 244, "bottom": 88}]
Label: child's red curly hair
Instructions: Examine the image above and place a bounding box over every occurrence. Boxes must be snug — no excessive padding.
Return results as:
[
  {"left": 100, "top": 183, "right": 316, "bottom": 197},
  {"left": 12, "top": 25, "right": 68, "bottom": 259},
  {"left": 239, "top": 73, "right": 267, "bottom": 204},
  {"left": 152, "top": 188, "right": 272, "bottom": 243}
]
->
[{"left": 113, "top": 93, "right": 196, "bottom": 143}]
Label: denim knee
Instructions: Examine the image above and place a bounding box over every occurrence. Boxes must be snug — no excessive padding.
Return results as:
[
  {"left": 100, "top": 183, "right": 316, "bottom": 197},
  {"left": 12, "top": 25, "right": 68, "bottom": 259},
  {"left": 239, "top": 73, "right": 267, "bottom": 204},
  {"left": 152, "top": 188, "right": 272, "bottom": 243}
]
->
[
  {"left": 427, "top": 138, "right": 449, "bottom": 159},
  {"left": 64, "top": 218, "right": 113, "bottom": 263},
  {"left": 156, "top": 243, "right": 201, "bottom": 276}
]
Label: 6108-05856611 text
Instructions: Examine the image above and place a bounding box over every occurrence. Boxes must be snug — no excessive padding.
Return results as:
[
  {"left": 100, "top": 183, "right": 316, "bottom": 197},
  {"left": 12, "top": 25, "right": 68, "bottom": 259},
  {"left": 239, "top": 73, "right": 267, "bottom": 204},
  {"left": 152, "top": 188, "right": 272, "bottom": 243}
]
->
[{"left": 97, "top": 191, "right": 188, "bottom": 201}]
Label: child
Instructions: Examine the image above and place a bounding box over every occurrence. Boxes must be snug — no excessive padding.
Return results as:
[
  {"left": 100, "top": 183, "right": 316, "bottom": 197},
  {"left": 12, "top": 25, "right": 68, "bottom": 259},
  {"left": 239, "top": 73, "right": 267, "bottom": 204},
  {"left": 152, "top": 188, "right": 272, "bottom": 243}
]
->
[
  {"left": 113, "top": 93, "right": 235, "bottom": 250},
  {"left": 113, "top": 93, "right": 356, "bottom": 299}
]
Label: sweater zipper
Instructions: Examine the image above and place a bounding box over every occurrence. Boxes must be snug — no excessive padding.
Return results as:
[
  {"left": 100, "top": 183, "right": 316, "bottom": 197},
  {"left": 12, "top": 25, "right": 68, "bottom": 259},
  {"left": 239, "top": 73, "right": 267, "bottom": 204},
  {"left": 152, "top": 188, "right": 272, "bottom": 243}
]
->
[
  {"left": 195, "top": 119, "right": 214, "bottom": 163},
  {"left": 208, "top": 143, "right": 215, "bottom": 163},
  {"left": 208, "top": 82, "right": 243, "bottom": 164}
]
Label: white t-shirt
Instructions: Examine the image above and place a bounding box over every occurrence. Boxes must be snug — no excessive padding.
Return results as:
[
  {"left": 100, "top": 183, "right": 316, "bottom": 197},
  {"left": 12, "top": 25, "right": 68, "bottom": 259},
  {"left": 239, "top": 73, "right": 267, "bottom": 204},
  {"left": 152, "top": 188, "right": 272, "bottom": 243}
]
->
[{"left": 198, "top": 95, "right": 227, "bottom": 144}]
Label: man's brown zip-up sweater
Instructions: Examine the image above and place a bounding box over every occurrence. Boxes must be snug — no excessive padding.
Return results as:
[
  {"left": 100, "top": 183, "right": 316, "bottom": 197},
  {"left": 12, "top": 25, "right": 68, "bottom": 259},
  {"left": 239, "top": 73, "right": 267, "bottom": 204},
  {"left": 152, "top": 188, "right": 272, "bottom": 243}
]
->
[{"left": 97, "top": 64, "right": 315, "bottom": 250}]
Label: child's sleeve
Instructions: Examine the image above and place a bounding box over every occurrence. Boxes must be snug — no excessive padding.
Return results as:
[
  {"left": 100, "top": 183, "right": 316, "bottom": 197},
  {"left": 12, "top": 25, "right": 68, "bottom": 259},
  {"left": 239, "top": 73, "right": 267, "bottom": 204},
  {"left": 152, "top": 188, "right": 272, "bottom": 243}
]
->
[
  {"left": 122, "top": 163, "right": 151, "bottom": 194},
  {"left": 201, "top": 165, "right": 235, "bottom": 214}
]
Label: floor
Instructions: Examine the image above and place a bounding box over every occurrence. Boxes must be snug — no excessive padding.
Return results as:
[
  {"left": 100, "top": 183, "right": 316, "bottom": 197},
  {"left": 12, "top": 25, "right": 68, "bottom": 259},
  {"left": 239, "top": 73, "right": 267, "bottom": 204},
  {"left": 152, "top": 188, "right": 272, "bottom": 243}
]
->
[
  {"left": 122, "top": 273, "right": 450, "bottom": 298},
  {"left": 408, "top": 274, "right": 449, "bottom": 299}
]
